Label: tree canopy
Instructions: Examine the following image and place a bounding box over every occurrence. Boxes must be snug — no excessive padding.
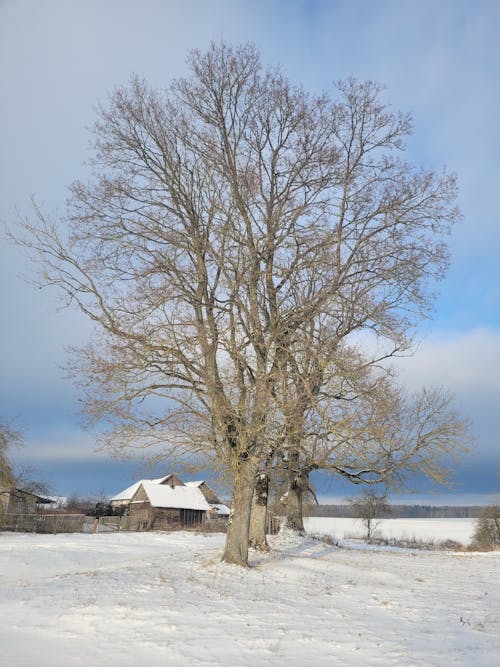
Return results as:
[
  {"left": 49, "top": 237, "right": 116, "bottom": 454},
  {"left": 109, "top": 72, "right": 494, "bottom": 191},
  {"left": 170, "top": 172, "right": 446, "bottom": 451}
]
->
[{"left": 14, "top": 42, "right": 468, "bottom": 565}]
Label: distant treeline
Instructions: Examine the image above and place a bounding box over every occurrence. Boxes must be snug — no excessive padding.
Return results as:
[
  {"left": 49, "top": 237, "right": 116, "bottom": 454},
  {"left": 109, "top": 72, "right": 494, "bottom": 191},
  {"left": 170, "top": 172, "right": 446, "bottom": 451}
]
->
[{"left": 305, "top": 505, "right": 484, "bottom": 519}]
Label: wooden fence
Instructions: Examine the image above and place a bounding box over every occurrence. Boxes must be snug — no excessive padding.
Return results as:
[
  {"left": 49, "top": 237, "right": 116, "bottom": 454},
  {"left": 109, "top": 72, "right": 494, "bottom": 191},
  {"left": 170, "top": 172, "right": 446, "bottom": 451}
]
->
[
  {"left": 0, "top": 513, "right": 229, "bottom": 534},
  {"left": 0, "top": 513, "right": 146, "bottom": 534},
  {"left": 0, "top": 513, "right": 90, "bottom": 533},
  {"left": 1, "top": 512, "right": 281, "bottom": 535}
]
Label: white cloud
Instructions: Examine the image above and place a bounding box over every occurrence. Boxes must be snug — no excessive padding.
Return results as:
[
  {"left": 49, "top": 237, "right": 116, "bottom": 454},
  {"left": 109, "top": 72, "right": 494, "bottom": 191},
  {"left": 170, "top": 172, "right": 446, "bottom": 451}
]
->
[
  {"left": 394, "top": 327, "right": 500, "bottom": 394},
  {"left": 392, "top": 327, "right": 500, "bottom": 465}
]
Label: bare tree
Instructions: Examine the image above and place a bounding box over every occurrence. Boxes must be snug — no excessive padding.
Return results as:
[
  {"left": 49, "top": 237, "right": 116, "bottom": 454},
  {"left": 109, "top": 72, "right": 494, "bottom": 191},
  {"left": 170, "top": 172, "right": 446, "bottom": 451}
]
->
[
  {"left": 13, "top": 42, "right": 461, "bottom": 565},
  {"left": 12, "top": 465, "right": 51, "bottom": 496},
  {"left": 348, "top": 490, "right": 389, "bottom": 540},
  {"left": 472, "top": 505, "right": 500, "bottom": 550},
  {"left": 250, "top": 343, "right": 468, "bottom": 540},
  {"left": 279, "top": 373, "right": 469, "bottom": 532},
  {"left": 0, "top": 420, "right": 50, "bottom": 497}
]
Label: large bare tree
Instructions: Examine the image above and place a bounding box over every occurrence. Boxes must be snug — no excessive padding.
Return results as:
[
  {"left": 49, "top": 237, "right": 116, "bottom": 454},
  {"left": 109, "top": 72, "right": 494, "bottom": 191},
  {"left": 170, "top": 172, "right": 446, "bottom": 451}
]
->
[{"left": 14, "top": 42, "right": 461, "bottom": 565}]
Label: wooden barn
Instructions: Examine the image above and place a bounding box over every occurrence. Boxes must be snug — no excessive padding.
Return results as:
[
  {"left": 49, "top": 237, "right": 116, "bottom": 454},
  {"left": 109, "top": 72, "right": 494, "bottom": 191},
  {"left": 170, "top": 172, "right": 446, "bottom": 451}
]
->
[
  {"left": 109, "top": 474, "right": 230, "bottom": 530},
  {"left": 128, "top": 481, "right": 211, "bottom": 530}
]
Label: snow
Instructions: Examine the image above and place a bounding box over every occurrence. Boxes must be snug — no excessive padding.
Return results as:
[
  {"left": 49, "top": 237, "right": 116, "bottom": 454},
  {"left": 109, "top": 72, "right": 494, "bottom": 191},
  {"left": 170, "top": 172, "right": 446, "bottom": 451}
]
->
[
  {"left": 304, "top": 517, "right": 478, "bottom": 545},
  {"left": 0, "top": 529, "right": 498, "bottom": 666},
  {"left": 110, "top": 480, "right": 148, "bottom": 502},
  {"left": 110, "top": 475, "right": 174, "bottom": 502}
]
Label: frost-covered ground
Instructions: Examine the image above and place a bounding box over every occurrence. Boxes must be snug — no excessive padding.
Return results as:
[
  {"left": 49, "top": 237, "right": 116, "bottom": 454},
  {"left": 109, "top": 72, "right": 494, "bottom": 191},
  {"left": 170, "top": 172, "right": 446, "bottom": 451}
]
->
[
  {"left": 304, "top": 516, "right": 477, "bottom": 544},
  {"left": 0, "top": 530, "right": 498, "bottom": 666}
]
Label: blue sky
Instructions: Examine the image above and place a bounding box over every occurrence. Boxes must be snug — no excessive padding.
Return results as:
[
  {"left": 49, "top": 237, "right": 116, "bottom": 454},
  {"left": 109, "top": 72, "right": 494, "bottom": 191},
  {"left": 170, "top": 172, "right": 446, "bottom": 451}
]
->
[{"left": 1, "top": 0, "right": 499, "bottom": 502}]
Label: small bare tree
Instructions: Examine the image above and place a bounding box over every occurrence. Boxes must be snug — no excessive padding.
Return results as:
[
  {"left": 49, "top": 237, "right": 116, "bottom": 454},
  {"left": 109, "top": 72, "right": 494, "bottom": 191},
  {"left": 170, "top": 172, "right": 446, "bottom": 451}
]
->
[
  {"left": 0, "top": 420, "right": 50, "bottom": 497},
  {"left": 472, "top": 505, "right": 500, "bottom": 550},
  {"left": 348, "top": 490, "right": 389, "bottom": 540}
]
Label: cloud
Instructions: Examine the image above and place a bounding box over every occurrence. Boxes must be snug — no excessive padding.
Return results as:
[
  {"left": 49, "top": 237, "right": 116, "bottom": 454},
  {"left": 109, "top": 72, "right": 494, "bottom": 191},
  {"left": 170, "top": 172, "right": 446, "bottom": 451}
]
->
[
  {"left": 12, "top": 428, "right": 103, "bottom": 464},
  {"left": 393, "top": 327, "right": 500, "bottom": 467},
  {"left": 395, "top": 327, "right": 500, "bottom": 394}
]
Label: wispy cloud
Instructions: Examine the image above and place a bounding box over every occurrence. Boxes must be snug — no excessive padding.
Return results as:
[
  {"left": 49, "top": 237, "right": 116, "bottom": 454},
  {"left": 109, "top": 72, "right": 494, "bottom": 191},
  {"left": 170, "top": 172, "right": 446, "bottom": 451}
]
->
[{"left": 12, "top": 429, "right": 104, "bottom": 463}]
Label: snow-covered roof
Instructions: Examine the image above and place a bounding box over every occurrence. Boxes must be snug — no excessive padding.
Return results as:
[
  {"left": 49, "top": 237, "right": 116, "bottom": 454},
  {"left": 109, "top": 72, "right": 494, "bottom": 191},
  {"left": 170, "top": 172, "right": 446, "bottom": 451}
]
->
[
  {"left": 0, "top": 487, "right": 52, "bottom": 503},
  {"left": 185, "top": 480, "right": 204, "bottom": 488},
  {"left": 110, "top": 474, "right": 180, "bottom": 502},
  {"left": 136, "top": 481, "right": 211, "bottom": 511},
  {"left": 110, "top": 480, "right": 146, "bottom": 502},
  {"left": 210, "top": 503, "right": 230, "bottom": 516},
  {"left": 151, "top": 475, "right": 174, "bottom": 484}
]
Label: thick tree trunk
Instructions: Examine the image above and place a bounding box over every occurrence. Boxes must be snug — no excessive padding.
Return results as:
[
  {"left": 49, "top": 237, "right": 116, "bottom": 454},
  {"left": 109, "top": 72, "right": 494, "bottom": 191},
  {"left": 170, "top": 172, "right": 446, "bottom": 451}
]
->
[
  {"left": 222, "top": 457, "right": 258, "bottom": 566},
  {"left": 249, "top": 471, "right": 270, "bottom": 551},
  {"left": 283, "top": 469, "right": 309, "bottom": 533},
  {"left": 284, "top": 478, "right": 304, "bottom": 532}
]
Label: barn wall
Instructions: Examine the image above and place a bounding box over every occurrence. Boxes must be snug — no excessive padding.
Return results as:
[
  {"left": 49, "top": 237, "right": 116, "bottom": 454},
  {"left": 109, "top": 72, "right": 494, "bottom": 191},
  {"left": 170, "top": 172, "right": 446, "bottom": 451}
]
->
[
  {"left": 128, "top": 502, "right": 206, "bottom": 531},
  {"left": 0, "top": 493, "right": 9, "bottom": 513},
  {"left": 151, "top": 508, "right": 205, "bottom": 530},
  {"left": 151, "top": 507, "right": 181, "bottom": 530},
  {"left": 128, "top": 501, "right": 152, "bottom": 529},
  {"left": 5, "top": 491, "right": 37, "bottom": 514}
]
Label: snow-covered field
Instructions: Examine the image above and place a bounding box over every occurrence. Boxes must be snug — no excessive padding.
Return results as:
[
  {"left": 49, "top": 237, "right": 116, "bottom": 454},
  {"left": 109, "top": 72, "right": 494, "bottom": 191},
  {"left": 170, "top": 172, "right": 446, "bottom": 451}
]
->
[
  {"left": 0, "top": 531, "right": 498, "bottom": 666},
  {"left": 304, "top": 516, "right": 477, "bottom": 545}
]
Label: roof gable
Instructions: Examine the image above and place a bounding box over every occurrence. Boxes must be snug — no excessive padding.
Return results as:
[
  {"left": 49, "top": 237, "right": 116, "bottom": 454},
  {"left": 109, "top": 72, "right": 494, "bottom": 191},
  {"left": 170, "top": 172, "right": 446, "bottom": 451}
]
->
[
  {"left": 110, "top": 473, "right": 186, "bottom": 502},
  {"left": 185, "top": 480, "right": 221, "bottom": 504},
  {"left": 110, "top": 480, "right": 145, "bottom": 502},
  {"left": 133, "top": 481, "right": 210, "bottom": 511}
]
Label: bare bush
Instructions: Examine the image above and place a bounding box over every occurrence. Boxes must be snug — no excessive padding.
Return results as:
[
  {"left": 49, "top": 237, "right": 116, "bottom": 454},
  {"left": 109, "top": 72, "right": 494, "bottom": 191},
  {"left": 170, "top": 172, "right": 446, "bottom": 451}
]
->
[{"left": 348, "top": 490, "right": 389, "bottom": 540}]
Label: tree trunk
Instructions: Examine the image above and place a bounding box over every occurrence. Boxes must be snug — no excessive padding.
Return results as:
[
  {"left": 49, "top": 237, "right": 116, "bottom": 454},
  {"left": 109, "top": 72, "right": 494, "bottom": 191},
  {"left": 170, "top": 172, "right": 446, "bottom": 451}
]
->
[
  {"left": 249, "top": 471, "right": 270, "bottom": 551},
  {"left": 222, "top": 457, "right": 258, "bottom": 566},
  {"left": 284, "top": 471, "right": 308, "bottom": 533}
]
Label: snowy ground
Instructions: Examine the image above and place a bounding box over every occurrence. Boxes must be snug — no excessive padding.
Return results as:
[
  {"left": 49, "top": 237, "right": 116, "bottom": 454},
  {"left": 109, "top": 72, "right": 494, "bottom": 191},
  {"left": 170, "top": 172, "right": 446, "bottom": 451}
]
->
[
  {"left": 304, "top": 517, "right": 478, "bottom": 545},
  {"left": 0, "top": 530, "right": 498, "bottom": 666}
]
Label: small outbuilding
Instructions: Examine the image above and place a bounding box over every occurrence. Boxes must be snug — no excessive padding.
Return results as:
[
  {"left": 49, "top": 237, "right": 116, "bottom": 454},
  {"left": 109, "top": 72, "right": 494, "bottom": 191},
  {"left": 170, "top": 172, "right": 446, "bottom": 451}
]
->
[{"left": 0, "top": 487, "right": 52, "bottom": 515}]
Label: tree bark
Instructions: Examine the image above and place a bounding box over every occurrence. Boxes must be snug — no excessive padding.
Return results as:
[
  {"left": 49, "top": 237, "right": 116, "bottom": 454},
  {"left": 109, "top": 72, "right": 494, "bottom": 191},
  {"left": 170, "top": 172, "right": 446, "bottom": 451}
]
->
[
  {"left": 284, "top": 471, "right": 308, "bottom": 533},
  {"left": 222, "top": 457, "right": 259, "bottom": 566},
  {"left": 249, "top": 471, "right": 270, "bottom": 551}
]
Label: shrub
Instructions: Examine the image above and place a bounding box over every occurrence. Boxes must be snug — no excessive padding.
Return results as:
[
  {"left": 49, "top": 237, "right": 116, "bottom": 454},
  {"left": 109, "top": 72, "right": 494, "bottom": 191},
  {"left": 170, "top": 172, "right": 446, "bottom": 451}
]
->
[{"left": 348, "top": 491, "right": 389, "bottom": 541}]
